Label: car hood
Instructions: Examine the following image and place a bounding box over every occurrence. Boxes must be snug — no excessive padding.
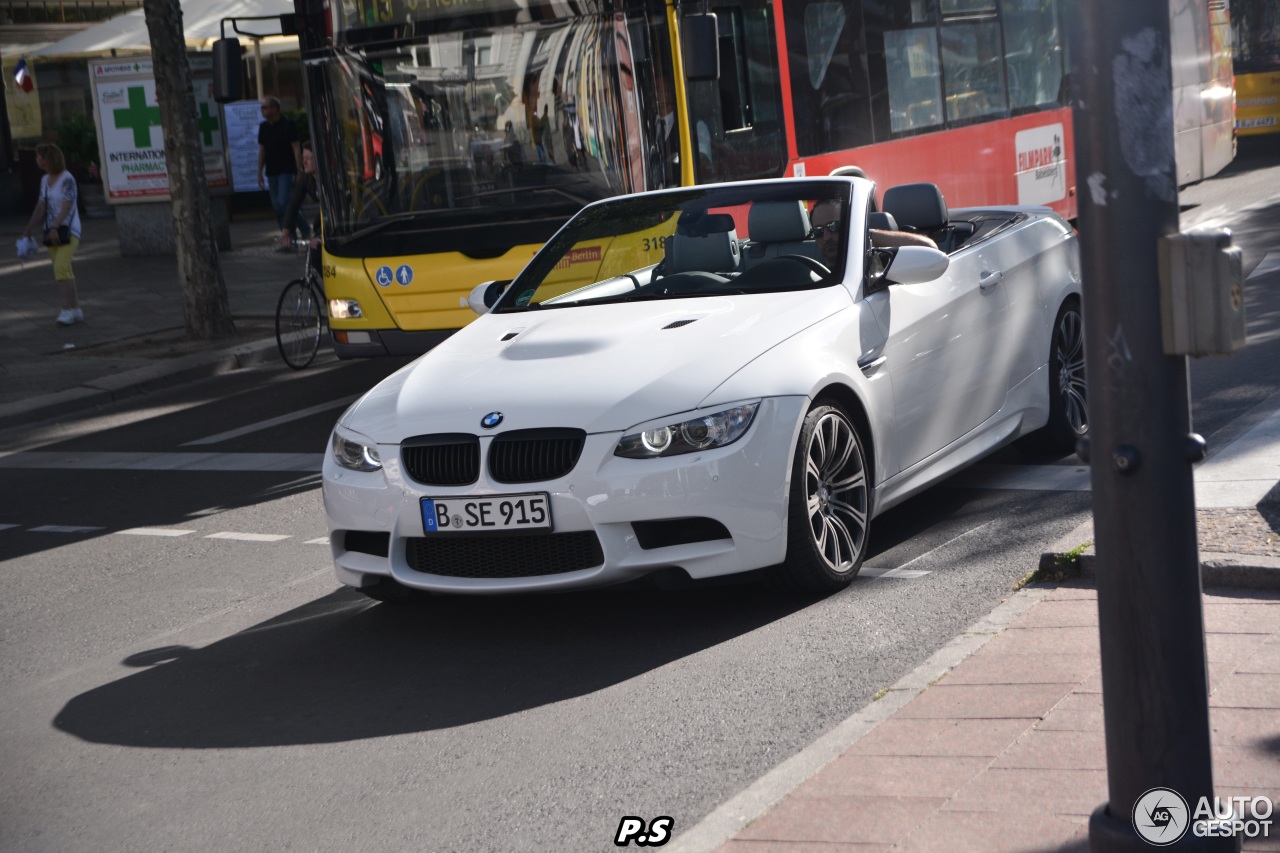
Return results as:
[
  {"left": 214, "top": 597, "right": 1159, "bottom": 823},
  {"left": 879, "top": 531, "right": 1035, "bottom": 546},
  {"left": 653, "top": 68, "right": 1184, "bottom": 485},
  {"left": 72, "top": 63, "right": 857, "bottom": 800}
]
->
[{"left": 344, "top": 290, "right": 850, "bottom": 438}]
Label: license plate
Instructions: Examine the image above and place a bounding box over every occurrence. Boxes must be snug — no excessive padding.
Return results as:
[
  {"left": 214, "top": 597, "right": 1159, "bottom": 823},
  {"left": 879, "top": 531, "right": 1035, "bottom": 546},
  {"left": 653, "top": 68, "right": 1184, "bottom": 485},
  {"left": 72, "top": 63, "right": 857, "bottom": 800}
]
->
[{"left": 421, "top": 493, "right": 552, "bottom": 533}]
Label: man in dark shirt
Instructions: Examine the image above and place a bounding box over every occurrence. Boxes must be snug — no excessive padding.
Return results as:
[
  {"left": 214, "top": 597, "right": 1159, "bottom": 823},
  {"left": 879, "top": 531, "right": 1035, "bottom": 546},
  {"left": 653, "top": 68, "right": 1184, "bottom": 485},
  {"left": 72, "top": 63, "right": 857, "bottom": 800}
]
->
[{"left": 258, "top": 97, "right": 305, "bottom": 251}]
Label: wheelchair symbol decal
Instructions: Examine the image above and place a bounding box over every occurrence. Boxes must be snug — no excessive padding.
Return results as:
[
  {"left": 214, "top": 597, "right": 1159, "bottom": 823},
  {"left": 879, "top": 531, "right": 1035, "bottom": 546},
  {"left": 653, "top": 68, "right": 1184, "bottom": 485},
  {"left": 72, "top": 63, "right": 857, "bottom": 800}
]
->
[
  {"left": 396, "top": 265, "right": 414, "bottom": 286},
  {"left": 375, "top": 265, "right": 394, "bottom": 287}
]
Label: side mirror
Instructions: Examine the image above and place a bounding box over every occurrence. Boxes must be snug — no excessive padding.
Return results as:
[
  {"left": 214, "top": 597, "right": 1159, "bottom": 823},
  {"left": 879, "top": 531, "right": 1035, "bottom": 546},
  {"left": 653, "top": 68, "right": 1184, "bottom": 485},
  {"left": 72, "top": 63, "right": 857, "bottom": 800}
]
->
[
  {"left": 682, "top": 15, "right": 720, "bottom": 82},
  {"left": 212, "top": 38, "right": 243, "bottom": 103},
  {"left": 467, "top": 279, "right": 511, "bottom": 314},
  {"left": 884, "top": 246, "right": 950, "bottom": 285}
]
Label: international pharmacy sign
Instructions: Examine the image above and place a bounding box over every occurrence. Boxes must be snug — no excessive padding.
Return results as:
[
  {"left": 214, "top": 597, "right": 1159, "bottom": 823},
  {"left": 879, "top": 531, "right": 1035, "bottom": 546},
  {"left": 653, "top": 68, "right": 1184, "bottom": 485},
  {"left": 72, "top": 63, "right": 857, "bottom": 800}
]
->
[{"left": 90, "top": 58, "right": 230, "bottom": 203}]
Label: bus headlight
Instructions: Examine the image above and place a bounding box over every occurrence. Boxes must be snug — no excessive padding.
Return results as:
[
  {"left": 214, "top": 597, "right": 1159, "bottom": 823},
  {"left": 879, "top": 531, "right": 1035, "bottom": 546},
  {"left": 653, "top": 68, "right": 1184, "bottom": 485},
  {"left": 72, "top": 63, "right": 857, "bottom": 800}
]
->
[{"left": 329, "top": 299, "right": 362, "bottom": 319}]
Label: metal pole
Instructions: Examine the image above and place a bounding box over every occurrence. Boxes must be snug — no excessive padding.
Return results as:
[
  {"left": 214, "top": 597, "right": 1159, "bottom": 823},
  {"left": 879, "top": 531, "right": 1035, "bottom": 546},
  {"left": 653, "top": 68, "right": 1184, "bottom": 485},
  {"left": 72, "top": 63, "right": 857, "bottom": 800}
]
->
[{"left": 1073, "top": 1, "right": 1236, "bottom": 850}]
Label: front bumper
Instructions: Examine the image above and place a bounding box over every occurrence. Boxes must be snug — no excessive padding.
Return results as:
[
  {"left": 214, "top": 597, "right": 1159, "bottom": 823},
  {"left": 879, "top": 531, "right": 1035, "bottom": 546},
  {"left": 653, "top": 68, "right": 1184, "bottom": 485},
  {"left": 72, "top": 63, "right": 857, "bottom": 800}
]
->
[
  {"left": 322, "top": 396, "right": 808, "bottom": 594},
  {"left": 330, "top": 327, "right": 458, "bottom": 359}
]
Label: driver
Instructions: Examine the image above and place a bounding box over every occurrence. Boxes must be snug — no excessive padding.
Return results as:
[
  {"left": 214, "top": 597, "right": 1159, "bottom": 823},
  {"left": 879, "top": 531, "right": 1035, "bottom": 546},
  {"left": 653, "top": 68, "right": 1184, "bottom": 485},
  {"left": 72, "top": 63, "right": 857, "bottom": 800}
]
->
[{"left": 810, "top": 200, "right": 936, "bottom": 266}]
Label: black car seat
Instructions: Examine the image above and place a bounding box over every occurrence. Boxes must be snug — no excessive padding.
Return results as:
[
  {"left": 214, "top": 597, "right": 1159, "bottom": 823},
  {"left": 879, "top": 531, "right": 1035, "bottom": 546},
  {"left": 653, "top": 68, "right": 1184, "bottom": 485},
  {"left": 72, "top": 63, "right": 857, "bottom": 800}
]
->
[
  {"left": 741, "top": 200, "right": 820, "bottom": 269},
  {"left": 657, "top": 212, "right": 740, "bottom": 291},
  {"left": 881, "top": 183, "right": 974, "bottom": 253}
]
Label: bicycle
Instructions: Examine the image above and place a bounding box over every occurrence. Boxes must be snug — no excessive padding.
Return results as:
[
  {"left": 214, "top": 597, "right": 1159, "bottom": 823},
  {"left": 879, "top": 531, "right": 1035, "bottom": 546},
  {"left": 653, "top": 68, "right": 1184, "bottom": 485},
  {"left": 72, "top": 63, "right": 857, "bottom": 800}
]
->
[{"left": 275, "top": 240, "right": 327, "bottom": 369}]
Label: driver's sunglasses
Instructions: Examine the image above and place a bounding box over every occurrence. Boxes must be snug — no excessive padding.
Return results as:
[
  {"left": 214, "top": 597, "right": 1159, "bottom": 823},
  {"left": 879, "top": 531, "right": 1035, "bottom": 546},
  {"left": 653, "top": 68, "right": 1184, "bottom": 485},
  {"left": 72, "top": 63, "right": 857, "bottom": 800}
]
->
[{"left": 810, "top": 221, "right": 841, "bottom": 238}]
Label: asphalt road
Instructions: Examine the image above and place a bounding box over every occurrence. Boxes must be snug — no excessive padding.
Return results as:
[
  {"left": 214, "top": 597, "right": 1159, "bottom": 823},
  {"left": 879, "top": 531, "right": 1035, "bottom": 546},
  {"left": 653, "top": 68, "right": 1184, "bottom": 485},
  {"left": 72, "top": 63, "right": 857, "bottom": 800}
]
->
[{"left": 1, "top": 139, "right": 1277, "bottom": 852}]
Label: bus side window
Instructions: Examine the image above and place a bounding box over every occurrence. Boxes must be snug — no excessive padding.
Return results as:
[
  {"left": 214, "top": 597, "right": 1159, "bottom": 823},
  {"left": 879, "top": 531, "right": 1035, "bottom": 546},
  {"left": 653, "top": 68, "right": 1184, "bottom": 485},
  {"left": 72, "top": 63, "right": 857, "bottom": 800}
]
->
[{"left": 782, "top": 0, "right": 876, "bottom": 155}]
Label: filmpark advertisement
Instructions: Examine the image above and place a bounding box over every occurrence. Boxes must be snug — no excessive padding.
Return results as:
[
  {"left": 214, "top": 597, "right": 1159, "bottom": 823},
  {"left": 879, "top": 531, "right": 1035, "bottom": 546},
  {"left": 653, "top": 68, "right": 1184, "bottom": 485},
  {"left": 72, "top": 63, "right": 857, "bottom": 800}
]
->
[{"left": 89, "top": 57, "right": 231, "bottom": 203}]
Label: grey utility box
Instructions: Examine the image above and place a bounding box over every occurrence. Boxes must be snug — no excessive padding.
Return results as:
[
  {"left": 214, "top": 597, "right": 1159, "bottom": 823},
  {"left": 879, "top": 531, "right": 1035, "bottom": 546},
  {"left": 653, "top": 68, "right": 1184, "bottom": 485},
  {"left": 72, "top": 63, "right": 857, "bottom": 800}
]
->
[{"left": 1158, "top": 228, "right": 1246, "bottom": 356}]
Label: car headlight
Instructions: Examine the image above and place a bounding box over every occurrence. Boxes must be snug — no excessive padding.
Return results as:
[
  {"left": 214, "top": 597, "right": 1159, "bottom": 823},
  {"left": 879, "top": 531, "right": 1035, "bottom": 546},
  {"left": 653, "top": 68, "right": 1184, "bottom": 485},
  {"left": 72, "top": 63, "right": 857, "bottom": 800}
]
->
[
  {"left": 331, "top": 427, "right": 382, "bottom": 472},
  {"left": 615, "top": 402, "right": 759, "bottom": 458}
]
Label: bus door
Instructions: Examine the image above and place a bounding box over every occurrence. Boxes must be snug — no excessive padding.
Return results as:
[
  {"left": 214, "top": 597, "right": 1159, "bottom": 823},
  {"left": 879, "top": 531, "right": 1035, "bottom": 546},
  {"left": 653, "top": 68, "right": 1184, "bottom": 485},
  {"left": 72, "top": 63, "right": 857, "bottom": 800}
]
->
[{"left": 681, "top": 0, "right": 788, "bottom": 182}]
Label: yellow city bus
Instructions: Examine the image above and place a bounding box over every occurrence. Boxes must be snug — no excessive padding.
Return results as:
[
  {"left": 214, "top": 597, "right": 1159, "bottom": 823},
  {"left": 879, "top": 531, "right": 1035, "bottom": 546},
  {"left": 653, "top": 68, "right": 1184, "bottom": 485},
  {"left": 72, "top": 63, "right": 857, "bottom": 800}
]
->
[
  {"left": 1233, "top": 0, "right": 1280, "bottom": 137},
  {"left": 215, "top": 0, "right": 1231, "bottom": 358}
]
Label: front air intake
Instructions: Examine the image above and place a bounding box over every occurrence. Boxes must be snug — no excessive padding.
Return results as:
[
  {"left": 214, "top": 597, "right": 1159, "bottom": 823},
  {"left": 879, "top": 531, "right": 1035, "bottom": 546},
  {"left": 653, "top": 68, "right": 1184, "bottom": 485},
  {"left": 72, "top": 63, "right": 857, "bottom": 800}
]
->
[{"left": 406, "top": 531, "right": 604, "bottom": 577}]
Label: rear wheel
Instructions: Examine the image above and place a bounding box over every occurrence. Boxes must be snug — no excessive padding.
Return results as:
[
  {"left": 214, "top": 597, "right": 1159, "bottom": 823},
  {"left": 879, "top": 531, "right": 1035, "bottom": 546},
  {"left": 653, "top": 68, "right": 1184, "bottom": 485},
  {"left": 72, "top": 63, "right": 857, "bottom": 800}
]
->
[
  {"left": 276, "top": 278, "right": 324, "bottom": 369},
  {"left": 1022, "top": 297, "right": 1087, "bottom": 455},
  {"left": 770, "top": 402, "right": 870, "bottom": 593}
]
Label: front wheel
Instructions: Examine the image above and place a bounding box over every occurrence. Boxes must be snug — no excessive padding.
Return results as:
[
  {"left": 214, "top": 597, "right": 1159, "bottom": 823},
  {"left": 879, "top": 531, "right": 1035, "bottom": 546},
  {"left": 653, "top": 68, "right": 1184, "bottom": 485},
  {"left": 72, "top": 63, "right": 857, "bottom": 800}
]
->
[
  {"left": 276, "top": 278, "right": 324, "bottom": 370},
  {"left": 770, "top": 402, "right": 871, "bottom": 594}
]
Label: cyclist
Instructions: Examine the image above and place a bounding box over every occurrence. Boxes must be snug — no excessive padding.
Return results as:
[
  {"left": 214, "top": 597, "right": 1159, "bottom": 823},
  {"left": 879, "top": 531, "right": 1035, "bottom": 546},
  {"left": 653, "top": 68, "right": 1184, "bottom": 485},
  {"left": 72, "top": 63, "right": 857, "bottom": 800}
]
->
[{"left": 280, "top": 141, "right": 321, "bottom": 277}]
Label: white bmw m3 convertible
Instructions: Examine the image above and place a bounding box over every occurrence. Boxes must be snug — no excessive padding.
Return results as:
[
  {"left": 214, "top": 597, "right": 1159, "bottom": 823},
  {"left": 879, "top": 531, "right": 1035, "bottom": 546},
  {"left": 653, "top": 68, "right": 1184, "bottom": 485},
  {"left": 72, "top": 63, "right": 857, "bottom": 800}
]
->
[{"left": 323, "top": 177, "right": 1085, "bottom": 599}]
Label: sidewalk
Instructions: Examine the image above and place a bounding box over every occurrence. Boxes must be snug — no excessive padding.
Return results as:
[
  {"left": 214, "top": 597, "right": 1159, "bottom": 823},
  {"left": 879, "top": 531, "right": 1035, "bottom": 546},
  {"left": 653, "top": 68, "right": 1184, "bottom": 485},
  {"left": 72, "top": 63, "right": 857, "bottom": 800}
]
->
[
  {"left": 0, "top": 206, "right": 305, "bottom": 432},
  {"left": 2, "top": 202, "right": 1278, "bottom": 853},
  {"left": 675, "top": 426, "right": 1280, "bottom": 851}
]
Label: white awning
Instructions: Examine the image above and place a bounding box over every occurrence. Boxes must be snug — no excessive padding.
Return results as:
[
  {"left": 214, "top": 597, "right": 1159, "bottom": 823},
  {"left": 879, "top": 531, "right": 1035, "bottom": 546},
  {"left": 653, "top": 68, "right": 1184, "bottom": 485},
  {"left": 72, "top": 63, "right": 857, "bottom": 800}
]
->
[{"left": 30, "top": 0, "right": 297, "bottom": 58}]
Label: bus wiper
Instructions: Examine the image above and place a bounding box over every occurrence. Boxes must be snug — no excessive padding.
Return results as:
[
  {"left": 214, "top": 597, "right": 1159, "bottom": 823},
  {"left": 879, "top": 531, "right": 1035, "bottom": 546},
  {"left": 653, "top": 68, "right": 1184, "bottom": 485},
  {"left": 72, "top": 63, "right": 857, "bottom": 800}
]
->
[{"left": 330, "top": 212, "right": 421, "bottom": 246}]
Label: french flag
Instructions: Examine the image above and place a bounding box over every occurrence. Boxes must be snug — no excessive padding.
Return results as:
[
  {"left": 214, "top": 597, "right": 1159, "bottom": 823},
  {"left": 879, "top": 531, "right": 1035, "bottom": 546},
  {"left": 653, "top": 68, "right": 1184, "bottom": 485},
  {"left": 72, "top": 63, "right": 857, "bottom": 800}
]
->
[{"left": 14, "top": 57, "right": 32, "bottom": 93}]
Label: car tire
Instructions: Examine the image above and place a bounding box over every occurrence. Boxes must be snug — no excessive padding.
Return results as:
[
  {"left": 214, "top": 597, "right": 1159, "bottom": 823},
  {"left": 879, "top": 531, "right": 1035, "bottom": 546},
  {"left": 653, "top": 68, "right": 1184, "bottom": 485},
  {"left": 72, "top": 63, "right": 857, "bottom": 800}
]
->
[
  {"left": 1020, "top": 297, "right": 1088, "bottom": 456},
  {"left": 770, "top": 401, "right": 870, "bottom": 593}
]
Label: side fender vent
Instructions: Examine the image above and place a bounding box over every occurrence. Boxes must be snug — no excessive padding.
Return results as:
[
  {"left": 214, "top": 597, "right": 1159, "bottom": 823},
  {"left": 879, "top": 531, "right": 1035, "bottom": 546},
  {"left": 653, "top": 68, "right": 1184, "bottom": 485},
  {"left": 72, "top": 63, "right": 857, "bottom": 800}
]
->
[
  {"left": 663, "top": 319, "right": 698, "bottom": 329},
  {"left": 501, "top": 331, "right": 520, "bottom": 341}
]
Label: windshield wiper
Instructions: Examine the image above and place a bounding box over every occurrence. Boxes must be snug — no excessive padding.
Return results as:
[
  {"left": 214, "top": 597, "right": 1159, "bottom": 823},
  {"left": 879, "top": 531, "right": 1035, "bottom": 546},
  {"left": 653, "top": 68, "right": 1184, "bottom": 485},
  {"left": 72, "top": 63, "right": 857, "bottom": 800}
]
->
[{"left": 329, "top": 211, "right": 422, "bottom": 246}]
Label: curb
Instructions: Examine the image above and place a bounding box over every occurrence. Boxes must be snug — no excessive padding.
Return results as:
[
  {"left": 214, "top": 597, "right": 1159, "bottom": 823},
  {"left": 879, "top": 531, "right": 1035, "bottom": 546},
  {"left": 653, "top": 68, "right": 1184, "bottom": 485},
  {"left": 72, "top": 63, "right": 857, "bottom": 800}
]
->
[
  {"left": 1038, "top": 520, "right": 1280, "bottom": 590},
  {"left": 667, "top": 584, "right": 1055, "bottom": 853},
  {"left": 0, "top": 335, "right": 283, "bottom": 433}
]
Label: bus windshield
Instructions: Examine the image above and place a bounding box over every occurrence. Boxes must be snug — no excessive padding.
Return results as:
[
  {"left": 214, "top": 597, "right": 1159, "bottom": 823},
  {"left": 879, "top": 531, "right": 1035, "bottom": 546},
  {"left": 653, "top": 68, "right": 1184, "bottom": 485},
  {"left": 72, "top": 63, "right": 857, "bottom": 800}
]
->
[{"left": 308, "top": 12, "right": 677, "bottom": 257}]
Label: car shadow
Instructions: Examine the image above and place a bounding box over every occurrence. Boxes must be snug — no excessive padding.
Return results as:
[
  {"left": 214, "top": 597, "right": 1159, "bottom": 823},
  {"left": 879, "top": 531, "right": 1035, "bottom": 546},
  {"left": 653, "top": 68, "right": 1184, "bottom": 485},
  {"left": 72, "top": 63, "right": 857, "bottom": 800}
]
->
[{"left": 54, "top": 580, "right": 811, "bottom": 749}]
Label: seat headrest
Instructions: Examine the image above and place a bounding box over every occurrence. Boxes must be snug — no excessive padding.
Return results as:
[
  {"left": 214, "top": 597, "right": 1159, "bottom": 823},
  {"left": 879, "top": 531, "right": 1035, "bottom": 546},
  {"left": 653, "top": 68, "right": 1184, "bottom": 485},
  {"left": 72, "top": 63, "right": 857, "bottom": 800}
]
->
[
  {"left": 868, "top": 211, "right": 899, "bottom": 232},
  {"left": 882, "top": 183, "right": 948, "bottom": 231},
  {"left": 676, "top": 211, "right": 736, "bottom": 237},
  {"left": 748, "top": 201, "right": 812, "bottom": 243},
  {"left": 664, "top": 229, "right": 740, "bottom": 274}
]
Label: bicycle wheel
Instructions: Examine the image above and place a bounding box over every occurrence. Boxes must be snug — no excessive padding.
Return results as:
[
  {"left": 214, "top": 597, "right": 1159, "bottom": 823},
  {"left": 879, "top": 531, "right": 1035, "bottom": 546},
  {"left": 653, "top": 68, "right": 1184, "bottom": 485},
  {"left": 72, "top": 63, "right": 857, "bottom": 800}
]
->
[{"left": 276, "top": 278, "right": 324, "bottom": 369}]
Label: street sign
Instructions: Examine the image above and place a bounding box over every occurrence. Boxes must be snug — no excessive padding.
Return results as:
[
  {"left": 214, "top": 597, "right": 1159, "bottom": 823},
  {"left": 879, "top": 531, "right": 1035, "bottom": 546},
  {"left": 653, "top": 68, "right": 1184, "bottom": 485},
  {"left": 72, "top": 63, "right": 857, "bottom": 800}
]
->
[{"left": 89, "top": 57, "right": 230, "bottom": 204}]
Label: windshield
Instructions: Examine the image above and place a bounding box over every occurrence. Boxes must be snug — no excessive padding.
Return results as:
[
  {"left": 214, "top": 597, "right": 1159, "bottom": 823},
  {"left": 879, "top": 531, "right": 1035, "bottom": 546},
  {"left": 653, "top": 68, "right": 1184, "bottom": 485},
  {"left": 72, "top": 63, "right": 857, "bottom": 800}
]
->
[
  {"left": 496, "top": 181, "right": 851, "bottom": 310},
  {"left": 306, "top": 10, "right": 678, "bottom": 257}
]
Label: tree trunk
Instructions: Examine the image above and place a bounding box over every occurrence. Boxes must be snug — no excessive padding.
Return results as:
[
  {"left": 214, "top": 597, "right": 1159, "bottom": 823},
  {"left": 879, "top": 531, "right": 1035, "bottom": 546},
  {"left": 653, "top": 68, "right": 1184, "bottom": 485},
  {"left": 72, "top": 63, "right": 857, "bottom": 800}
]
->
[{"left": 142, "top": 0, "right": 236, "bottom": 340}]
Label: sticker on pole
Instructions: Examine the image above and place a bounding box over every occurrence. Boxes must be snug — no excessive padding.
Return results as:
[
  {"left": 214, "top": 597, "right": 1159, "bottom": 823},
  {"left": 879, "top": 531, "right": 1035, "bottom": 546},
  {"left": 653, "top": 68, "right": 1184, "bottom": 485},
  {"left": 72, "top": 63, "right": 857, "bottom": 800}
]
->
[{"left": 1133, "top": 787, "right": 1190, "bottom": 846}]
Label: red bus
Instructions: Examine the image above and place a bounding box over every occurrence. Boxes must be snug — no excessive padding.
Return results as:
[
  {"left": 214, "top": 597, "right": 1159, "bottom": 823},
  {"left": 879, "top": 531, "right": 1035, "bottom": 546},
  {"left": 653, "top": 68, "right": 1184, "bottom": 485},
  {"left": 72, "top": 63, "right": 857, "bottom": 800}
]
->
[{"left": 216, "top": 0, "right": 1231, "bottom": 357}]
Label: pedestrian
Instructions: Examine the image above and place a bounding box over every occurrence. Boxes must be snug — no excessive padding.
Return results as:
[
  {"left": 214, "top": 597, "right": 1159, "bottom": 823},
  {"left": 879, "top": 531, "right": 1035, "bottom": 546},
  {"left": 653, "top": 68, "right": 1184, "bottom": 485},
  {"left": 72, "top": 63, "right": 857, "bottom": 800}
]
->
[
  {"left": 257, "top": 97, "right": 304, "bottom": 252},
  {"left": 535, "top": 104, "right": 552, "bottom": 163},
  {"left": 22, "top": 142, "right": 84, "bottom": 326}
]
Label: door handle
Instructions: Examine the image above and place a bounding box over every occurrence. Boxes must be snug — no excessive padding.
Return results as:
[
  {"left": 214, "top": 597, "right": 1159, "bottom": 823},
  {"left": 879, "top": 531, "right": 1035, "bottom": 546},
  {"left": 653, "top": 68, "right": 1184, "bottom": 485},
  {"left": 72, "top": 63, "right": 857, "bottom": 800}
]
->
[{"left": 979, "top": 270, "right": 1004, "bottom": 292}]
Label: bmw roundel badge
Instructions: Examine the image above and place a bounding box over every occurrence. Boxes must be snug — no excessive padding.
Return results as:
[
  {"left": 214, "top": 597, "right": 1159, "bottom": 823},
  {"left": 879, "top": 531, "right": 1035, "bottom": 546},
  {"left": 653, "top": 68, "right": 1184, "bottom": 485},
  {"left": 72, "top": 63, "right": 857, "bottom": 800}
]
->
[{"left": 481, "top": 411, "right": 504, "bottom": 429}]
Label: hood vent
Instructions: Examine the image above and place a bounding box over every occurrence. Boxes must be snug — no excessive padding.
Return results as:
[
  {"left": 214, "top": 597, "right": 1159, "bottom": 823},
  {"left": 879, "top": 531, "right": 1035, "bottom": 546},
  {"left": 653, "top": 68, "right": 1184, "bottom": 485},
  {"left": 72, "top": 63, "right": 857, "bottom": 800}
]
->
[
  {"left": 663, "top": 319, "right": 698, "bottom": 329},
  {"left": 501, "top": 331, "right": 521, "bottom": 341}
]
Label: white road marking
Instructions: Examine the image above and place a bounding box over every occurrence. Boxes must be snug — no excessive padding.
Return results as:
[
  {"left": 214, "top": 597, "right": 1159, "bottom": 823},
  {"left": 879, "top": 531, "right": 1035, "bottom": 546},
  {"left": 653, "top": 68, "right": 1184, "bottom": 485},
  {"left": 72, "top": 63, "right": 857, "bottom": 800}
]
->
[
  {"left": 0, "top": 524, "right": 17, "bottom": 531},
  {"left": 956, "top": 398, "right": 1280, "bottom": 510},
  {"left": 115, "top": 528, "right": 196, "bottom": 537},
  {"left": 861, "top": 567, "right": 931, "bottom": 579},
  {"left": 305, "top": 537, "right": 330, "bottom": 545},
  {"left": 182, "top": 395, "right": 359, "bottom": 446},
  {"left": 0, "top": 452, "right": 322, "bottom": 472},
  {"left": 205, "top": 532, "right": 292, "bottom": 542},
  {"left": 1194, "top": 403, "right": 1280, "bottom": 508},
  {"left": 28, "top": 525, "right": 104, "bottom": 533}
]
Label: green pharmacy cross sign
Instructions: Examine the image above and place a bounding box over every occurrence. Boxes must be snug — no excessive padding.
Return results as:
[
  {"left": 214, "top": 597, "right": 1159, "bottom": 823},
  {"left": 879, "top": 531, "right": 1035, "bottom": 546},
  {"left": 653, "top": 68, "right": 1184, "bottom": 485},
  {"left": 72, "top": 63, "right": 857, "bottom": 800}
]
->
[
  {"left": 197, "top": 102, "right": 221, "bottom": 147},
  {"left": 113, "top": 86, "right": 163, "bottom": 147}
]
